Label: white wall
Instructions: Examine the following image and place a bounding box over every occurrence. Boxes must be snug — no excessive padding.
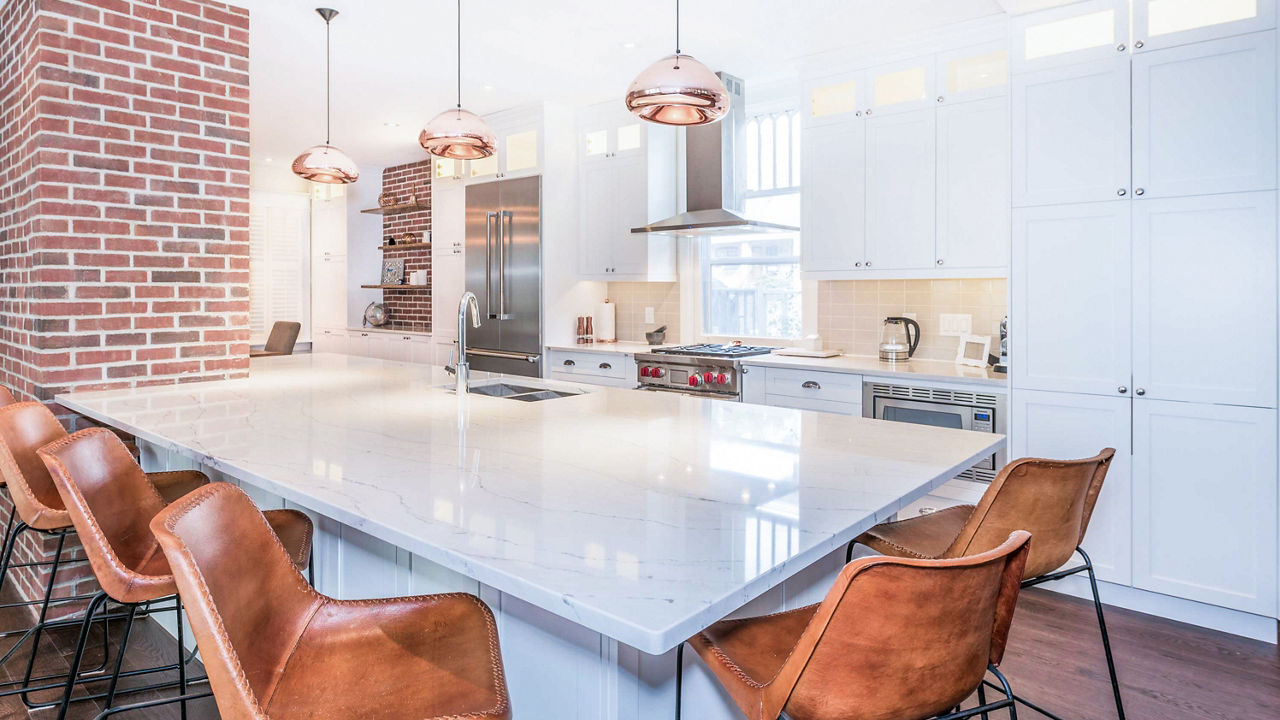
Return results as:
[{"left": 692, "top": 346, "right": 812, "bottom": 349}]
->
[{"left": 345, "top": 164, "right": 387, "bottom": 327}]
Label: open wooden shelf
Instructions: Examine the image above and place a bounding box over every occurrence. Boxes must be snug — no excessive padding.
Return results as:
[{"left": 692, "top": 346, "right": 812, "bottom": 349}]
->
[
  {"left": 378, "top": 242, "right": 430, "bottom": 250},
  {"left": 360, "top": 284, "right": 430, "bottom": 290},
  {"left": 360, "top": 201, "right": 430, "bottom": 215}
]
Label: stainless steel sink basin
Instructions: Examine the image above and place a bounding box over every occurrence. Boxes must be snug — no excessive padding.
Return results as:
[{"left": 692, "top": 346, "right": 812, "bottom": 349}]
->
[
  {"left": 468, "top": 383, "right": 542, "bottom": 398},
  {"left": 466, "top": 383, "right": 582, "bottom": 401}
]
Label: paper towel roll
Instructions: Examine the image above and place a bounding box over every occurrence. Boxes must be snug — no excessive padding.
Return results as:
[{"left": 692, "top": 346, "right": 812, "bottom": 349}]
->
[{"left": 597, "top": 300, "right": 617, "bottom": 343}]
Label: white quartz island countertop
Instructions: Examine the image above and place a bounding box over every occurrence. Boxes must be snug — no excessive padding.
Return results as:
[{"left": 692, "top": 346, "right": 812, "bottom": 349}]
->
[{"left": 59, "top": 354, "right": 1004, "bottom": 654}]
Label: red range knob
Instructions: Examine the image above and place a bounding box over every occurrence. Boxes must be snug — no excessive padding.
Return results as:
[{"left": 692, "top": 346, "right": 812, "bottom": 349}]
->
[
  {"left": 702, "top": 371, "right": 715, "bottom": 383},
  {"left": 640, "top": 366, "right": 652, "bottom": 377},
  {"left": 652, "top": 368, "right": 666, "bottom": 378},
  {"left": 715, "top": 373, "right": 728, "bottom": 385},
  {"left": 688, "top": 375, "right": 701, "bottom": 387}
]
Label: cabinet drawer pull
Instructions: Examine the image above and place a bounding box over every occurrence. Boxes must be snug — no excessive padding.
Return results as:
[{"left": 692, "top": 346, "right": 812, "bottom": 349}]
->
[
  {"left": 802, "top": 381, "right": 821, "bottom": 390},
  {"left": 599, "top": 362, "right": 612, "bottom": 370},
  {"left": 563, "top": 359, "right": 576, "bottom": 367}
]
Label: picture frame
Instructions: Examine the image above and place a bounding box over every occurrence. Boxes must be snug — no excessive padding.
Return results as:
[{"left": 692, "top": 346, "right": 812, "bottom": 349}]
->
[
  {"left": 955, "top": 334, "right": 991, "bottom": 368},
  {"left": 381, "top": 258, "right": 405, "bottom": 285}
]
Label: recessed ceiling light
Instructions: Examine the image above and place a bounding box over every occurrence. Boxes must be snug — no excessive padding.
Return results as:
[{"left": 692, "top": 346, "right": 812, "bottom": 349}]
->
[
  {"left": 264, "top": 157, "right": 273, "bottom": 163},
  {"left": 621, "top": 41, "right": 637, "bottom": 49},
  {"left": 383, "top": 121, "right": 401, "bottom": 127},
  {"left": 482, "top": 84, "right": 494, "bottom": 92}
]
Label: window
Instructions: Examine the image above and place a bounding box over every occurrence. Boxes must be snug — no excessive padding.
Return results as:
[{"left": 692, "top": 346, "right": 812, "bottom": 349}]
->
[
  {"left": 701, "top": 109, "right": 802, "bottom": 340},
  {"left": 249, "top": 191, "right": 311, "bottom": 345}
]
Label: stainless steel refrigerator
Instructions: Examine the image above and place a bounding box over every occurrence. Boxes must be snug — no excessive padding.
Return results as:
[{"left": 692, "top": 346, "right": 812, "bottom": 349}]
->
[{"left": 464, "top": 176, "right": 543, "bottom": 377}]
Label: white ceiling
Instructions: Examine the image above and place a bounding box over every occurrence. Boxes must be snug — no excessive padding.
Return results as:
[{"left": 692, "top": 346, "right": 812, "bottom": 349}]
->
[{"left": 233, "top": 0, "right": 1054, "bottom": 169}]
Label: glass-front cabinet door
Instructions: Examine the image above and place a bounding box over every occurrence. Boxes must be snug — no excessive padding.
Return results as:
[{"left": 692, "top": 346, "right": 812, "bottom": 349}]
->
[
  {"left": 1133, "top": 0, "right": 1274, "bottom": 52},
  {"left": 1013, "top": 0, "right": 1129, "bottom": 72},
  {"left": 578, "top": 109, "right": 646, "bottom": 162},
  {"left": 866, "top": 58, "right": 935, "bottom": 115},
  {"left": 803, "top": 71, "right": 866, "bottom": 126},
  {"left": 936, "top": 42, "right": 1009, "bottom": 104}
]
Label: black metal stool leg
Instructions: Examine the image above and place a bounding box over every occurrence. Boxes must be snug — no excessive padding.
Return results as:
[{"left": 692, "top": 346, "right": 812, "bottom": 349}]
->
[
  {"left": 98, "top": 603, "right": 138, "bottom": 714},
  {"left": 977, "top": 683, "right": 988, "bottom": 720},
  {"left": 1079, "top": 547, "right": 1125, "bottom": 720},
  {"left": 0, "top": 503, "right": 15, "bottom": 563},
  {"left": 0, "top": 520, "right": 29, "bottom": 596},
  {"left": 55, "top": 590, "right": 110, "bottom": 720},
  {"left": 19, "top": 530, "right": 67, "bottom": 702},
  {"left": 176, "top": 594, "right": 188, "bottom": 720},
  {"left": 674, "top": 642, "right": 683, "bottom": 720}
]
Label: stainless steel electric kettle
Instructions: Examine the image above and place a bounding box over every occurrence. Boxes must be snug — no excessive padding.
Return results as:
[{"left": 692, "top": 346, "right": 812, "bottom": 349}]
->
[{"left": 879, "top": 316, "right": 920, "bottom": 362}]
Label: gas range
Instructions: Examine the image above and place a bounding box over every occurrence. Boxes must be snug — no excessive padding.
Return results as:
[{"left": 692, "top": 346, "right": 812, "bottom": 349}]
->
[{"left": 634, "top": 344, "right": 777, "bottom": 399}]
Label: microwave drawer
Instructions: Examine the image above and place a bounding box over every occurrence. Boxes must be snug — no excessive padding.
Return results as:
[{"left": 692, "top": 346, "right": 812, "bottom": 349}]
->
[
  {"left": 547, "top": 350, "right": 629, "bottom": 379},
  {"left": 764, "top": 368, "right": 862, "bottom": 405}
]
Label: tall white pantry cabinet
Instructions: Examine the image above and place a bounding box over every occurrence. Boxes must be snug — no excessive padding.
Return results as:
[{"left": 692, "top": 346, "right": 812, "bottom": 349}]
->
[{"left": 1010, "top": 0, "right": 1280, "bottom": 635}]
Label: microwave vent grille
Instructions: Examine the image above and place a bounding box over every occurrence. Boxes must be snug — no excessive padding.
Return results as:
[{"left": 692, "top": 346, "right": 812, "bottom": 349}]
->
[{"left": 870, "top": 383, "right": 1000, "bottom": 409}]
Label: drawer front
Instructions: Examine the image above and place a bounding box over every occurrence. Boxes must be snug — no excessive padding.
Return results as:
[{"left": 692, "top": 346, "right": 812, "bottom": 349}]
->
[
  {"left": 764, "top": 368, "right": 863, "bottom": 404},
  {"left": 547, "top": 350, "right": 630, "bottom": 379},
  {"left": 764, "top": 393, "right": 860, "bottom": 416}
]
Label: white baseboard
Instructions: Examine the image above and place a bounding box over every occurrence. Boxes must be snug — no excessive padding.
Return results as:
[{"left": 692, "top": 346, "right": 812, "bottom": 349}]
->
[{"left": 1041, "top": 575, "right": 1278, "bottom": 644}]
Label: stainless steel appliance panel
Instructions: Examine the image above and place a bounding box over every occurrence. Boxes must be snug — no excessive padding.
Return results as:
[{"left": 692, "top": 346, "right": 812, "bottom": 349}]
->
[
  {"left": 863, "top": 382, "right": 1007, "bottom": 481},
  {"left": 464, "top": 177, "right": 542, "bottom": 378}
]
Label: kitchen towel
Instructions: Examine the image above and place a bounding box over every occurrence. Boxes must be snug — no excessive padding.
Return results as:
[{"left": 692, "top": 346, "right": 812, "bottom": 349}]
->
[{"left": 597, "top": 300, "right": 617, "bottom": 343}]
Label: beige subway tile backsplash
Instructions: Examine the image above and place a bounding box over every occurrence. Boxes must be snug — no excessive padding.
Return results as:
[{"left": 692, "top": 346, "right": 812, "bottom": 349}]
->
[
  {"left": 818, "top": 278, "right": 1007, "bottom": 361},
  {"left": 606, "top": 282, "right": 680, "bottom": 343}
]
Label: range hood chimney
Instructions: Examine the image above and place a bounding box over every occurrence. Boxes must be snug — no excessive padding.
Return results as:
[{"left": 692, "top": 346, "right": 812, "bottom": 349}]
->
[{"left": 631, "top": 73, "right": 799, "bottom": 236}]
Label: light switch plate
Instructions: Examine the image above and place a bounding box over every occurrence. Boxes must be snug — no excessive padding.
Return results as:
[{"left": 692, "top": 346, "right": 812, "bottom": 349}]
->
[
  {"left": 940, "top": 313, "right": 973, "bottom": 337},
  {"left": 644, "top": 307, "right": 655, "bottom": 324}
]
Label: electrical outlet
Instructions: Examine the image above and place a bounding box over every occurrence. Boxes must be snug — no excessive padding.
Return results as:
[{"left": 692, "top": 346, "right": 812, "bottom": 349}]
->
[
  {"left": 644, "top": 307, "right": 655, "bottom": 324},
  {"left": 940, "top": 313, "right": 973, "bottom": 337}
]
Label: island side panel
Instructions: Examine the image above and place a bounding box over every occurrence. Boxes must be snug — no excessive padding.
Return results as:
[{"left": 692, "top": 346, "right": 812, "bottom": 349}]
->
[{"left": 138, "top": 439, "right": 848, "bottom": 720}]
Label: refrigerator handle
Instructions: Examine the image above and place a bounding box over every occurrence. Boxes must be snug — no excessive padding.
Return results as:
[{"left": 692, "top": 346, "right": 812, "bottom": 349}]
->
[
  {"left": 500, "top": 210, "right": 514, "bottom": 319},
  {"left": 485, "top": 211, "right": 496, "bottom": 318}
]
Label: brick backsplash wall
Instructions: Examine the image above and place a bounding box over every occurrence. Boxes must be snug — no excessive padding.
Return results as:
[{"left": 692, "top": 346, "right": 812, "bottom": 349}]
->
[
  {"left": 817, "top": 278, "right": 1008, "bottom": 361},
  {"left": 0, "top": 0, "right": 251, "bottom": 618},
  {"left": 376, "top": 160, "right": 431, "bottom": 332}
]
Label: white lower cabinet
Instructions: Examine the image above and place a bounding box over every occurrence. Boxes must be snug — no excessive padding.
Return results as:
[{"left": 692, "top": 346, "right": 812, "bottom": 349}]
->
[
  {"left": 1011, "top": 389, "right": 1132, "bottom": 584},
  {"left": 384, "top": 334, "right": 415, "bottom": 363},
  {"left": 313, "top": 328, "right": 346, "bottom": 355},
  {"left": 547, "top": 350, "right": 636, "bottom": 388},
  {"left": 1132, "top": 400, "right": 1278, "bottom": 616}
]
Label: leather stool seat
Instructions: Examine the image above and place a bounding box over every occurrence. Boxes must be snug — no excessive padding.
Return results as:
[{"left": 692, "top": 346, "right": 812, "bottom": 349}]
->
[
  {"left": 857, "top": 504, "right": 972, "bottom": 561},
  {"left": 151, "top": 482, "right": 511, "bottom": 720},
  {"left": 691, "top": 605, "right": 818, "bottom": 699}
]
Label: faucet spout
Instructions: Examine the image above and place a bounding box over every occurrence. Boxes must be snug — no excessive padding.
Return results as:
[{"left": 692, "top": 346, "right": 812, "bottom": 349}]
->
[{"left": 452, "top": 292, "right": 482, "bottom": 395}]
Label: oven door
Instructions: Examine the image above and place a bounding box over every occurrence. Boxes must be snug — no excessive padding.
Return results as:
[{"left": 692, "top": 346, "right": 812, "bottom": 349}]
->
[
  {"left": 873, "top": 397, "right": 994, "bottom": 470},
  {"left": 638, "top": 385, "right": 740, "bottom": 401}
]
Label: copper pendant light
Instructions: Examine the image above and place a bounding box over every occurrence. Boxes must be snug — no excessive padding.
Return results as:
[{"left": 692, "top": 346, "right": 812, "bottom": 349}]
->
[
  {"left": 292, "top": 8, "right": 359, "bottom": 184},
  {"left": 419, "top": 0, "right": 496, "bottom": 159},
  {"left": 625, "top": 0, "right": 729, "bottom": 126}
]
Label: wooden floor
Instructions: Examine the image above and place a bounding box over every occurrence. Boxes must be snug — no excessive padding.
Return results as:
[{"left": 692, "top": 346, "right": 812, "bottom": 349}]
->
[{"left": 0, "top": 585, "right": 1275, "bottom": 719}]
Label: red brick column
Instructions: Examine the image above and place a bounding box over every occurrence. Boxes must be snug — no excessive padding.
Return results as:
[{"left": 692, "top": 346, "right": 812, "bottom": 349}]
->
[
  {"left": 378, "top": 160, "right": 433, "bottom": 332},
  {"left": 0, "top": 0, "right": 252, "bottom": 618}
]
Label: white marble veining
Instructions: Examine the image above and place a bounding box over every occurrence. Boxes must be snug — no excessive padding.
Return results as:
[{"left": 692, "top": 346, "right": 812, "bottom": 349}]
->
[
  {"left": 59, "top": 353, "right": 1003, "bottom": 654},
  {"left": 745, "top": 353, "right": 1008, "bottom": 387}
]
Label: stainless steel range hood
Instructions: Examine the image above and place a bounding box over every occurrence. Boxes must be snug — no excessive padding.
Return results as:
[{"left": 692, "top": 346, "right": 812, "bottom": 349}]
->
[{"left": 631, "top": 73, "right": 799, "bottom": 237}]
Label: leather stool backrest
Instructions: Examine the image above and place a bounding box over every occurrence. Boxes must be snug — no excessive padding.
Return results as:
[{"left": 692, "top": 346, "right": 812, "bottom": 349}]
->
[
  {"left": 943, "top": 449, "right": 1115, "bottom": 578},
  {"left": 762, "top": 531, "right": 1030, "bottom": 720},
  {"left": 39, "top": 428, "right": 171, "bottom": 599},
  {"left": 151, "top": 482, "right": 321, "bottom": 720},
  {"left": 0, "top": 402, "right": 69, "bottom": 528},
  {"left": 263, "top": 321, "right": 301, "bottom": 355},
  {"left": 0, "top": 387, "right": 16, "bottom": 407}
]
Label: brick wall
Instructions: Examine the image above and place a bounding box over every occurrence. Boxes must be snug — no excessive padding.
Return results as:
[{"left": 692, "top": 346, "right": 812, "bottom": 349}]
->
[
  {"left": 377, "top": 160, "right": 431, "bottom": 332},
  {"left": 0, "top": 0, "right": 251, "bottom": 618}
]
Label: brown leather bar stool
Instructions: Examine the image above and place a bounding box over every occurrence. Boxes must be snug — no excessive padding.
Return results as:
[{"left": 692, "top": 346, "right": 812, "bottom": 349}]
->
[
  {"left": 852, "top": 449, "right": 1122, "bottom": 720},
  {"left": 38, "top": 426, "right": 315, "bottom": 720},
  {"left": 0, "top": 386, "right": 18, "bottom": 555},
  {"left": 676, "top": 531, "right": 1031, "bottom": 720},
  {"left": 149, "top": 482, "right": 512, "bottom": 720},
  {"left": 250, "top": 321, "right": 301, "bottom": 358},
  {"left": 0, "top": 402, "right": 208, "bottom": 705}
]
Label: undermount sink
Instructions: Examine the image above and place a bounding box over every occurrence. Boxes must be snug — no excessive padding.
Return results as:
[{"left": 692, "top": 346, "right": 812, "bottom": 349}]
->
[{"left": 466, "top": 382, "right": 582, "bottom": 402}]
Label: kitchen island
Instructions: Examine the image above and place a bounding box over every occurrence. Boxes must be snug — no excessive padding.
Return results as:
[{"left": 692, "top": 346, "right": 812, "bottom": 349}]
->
[{"left": 59, "top": 353, "right": 1004, "bottom": 720}]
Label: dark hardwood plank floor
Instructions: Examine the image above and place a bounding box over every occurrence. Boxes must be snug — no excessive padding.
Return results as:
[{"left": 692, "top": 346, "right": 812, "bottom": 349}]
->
[{"left": 0, "top": 585, "right": 1274, "bottom": 719}]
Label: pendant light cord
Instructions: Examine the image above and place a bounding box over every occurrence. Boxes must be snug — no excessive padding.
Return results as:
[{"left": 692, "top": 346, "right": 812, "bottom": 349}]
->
[
  {"left": 456, "top": 0, "right": 462, "bottom": 109},
  {"left": 673, "top": 0, "right": 681, "bottom": 69},
  {"left": 324, "top": 14, "right": 331, "bottom": 144}
]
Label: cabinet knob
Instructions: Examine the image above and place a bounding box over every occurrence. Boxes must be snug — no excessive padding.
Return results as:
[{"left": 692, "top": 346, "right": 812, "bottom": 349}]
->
[
  {"left": 936, "top": 259, "right": 944, "bottom": 266},
  {"left": 936, "top": 96, "right": 944, "bottom": 103},
  {"left": 855, "top": 261, "right": 863, "bottom": 267},
  {"left": 1136, "top": 388, "right": 1146, "bottom": 396},
  {"left": 1117, "top": 385, "right": 1128, "bottom": 394},
  {"left": 1135, "top": 188, "right": 1145, "bottom": 196},
  {"left": 855, "top": 110, "right": 863, "bottom": 117},
  {"left": 1135, "top": 40, "right": 1144, "bottom": 49},
  {"left": 1117, "top": 188, "right": 1127, "bottom": 197},
  {"left": 865, "top": 108, "right": 873, "bottom": 115},
  {"left": 1117, "top": 43, "right": 1127, "bottom": 52},
  {"left": 864, "top": 261, "right": 872, "bottom": 267}
]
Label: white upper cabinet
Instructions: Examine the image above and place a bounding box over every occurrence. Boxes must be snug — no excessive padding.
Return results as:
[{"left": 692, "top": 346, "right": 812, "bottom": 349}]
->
[
  {"left": 1131, "top": 192, "right": 1277, "bottom": 407},
  {"left": 1132, "top": 32, "right": 1277, "bottom": 198},
  {"left": 801, "top": 118, "right": 866, "bottom": 272},
  {"left": 1012, "top": 0, "right": 1129, "bottom": 72},
  {"left": 865, "top": 109, "right": 936, "bottom": 269},
  {"left": 466, "top": 107, "right": 543, "bottom": 182},
  {"left": 1012, "top": 201, "right": 1132, "bottom": 397},
  {"left": 577, "top": 102, "right": 678, "bottom": 281},
  {"left": 1012, "top": 56, "right": 1131, "bottom": 207},
  {"left": 1011, "top": 390, "right": 1133, "bottom": 585},
  {"left": 936, "top": 42, "right": 1009, "bottom": 104},
  {"left": 866, "top": 58, "right": 936, "bottom": 116},
  {"left": 1132, "top": 400, "right": 1277, "bottom": 615},
  {"left": 1133, "top": 0, "right": 1276, "bottom": 52},
  {"left": 804, "top": 71, "right": 867, "bottom": 127},
  {"left": 937, "top": 96, "right": 1010, "bottom": 269}
]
